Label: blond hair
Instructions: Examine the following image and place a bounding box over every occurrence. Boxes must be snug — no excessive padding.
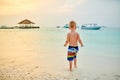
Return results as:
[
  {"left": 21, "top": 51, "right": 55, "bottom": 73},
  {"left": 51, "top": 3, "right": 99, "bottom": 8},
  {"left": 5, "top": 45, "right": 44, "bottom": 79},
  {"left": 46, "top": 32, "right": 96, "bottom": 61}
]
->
[{"left": 69, "top": 21, "right": 76, "bottom": 28}]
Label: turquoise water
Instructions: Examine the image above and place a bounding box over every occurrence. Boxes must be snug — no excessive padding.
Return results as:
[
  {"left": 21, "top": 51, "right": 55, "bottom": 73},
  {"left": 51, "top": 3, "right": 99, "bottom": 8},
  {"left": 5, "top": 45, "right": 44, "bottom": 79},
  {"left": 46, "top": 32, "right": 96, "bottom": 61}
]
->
[
  {"left": 0, "top": 27, "right": 120, "bottom": 75},
  {"left": 37, "top": 27, "right": 120, "bottom": 73},
  {"left": 81, "top": 27, "right": 120, "bottom": 55},
  {"left": 38, "top": 27, "right": 120, "bottom": 56}
]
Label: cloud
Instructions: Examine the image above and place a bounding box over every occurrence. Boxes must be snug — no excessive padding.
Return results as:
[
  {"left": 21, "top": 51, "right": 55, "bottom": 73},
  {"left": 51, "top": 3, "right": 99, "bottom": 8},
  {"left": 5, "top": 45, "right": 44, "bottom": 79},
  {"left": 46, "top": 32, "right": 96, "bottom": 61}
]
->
[
  {"left": 0, "top": 0, "right": 86, "bottom": 15},
  {"left": 0, "top": 0, "right": 57, "bottom": 15},
  {"left": 56, "top": 5, "right": 74, "bottom": 14},
  {"left": 0, "top": 0, "right": 120, "bottom": 27},
  {"left": 55, "top": 0, "right": 86, "bottom": 14},
  {"left": 0, "top": 0, "right": 37, "bottom": 15}
]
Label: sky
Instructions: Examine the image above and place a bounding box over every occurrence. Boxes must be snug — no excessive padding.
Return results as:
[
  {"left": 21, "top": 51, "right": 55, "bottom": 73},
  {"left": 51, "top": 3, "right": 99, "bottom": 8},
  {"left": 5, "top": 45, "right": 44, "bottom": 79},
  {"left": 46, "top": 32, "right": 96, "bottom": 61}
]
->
[{"left": 0, "top": 0, "right": 120, "bottom": 27}]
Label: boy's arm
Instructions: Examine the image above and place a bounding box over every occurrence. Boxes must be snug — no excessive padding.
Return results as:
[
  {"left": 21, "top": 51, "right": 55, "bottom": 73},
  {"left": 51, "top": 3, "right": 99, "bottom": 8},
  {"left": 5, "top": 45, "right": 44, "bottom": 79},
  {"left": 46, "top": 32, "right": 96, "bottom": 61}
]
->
[
  {"left": 78, "top": 34, "right": 83, "bottom": 47},
  {"left": 64, "top": 33, "right": 69, "bottom": 46}
]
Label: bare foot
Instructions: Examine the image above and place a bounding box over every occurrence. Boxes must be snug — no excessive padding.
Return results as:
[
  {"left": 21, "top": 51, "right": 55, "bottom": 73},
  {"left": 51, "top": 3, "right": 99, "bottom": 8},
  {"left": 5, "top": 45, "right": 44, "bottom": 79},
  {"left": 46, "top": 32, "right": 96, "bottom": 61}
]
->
[
  {"left": 74, "top": 65, "right": 77, "bottom": 68},
  {"left": 70, "top": 69, "right": 72, "bottom": 72}
]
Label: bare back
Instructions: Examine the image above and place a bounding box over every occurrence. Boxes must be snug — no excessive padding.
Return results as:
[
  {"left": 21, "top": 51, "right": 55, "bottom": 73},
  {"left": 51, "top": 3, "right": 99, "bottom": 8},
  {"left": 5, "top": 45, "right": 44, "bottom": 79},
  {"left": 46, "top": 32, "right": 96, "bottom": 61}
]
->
[{"left": 67, "top": 32, "right": 79, "bottom": 46}]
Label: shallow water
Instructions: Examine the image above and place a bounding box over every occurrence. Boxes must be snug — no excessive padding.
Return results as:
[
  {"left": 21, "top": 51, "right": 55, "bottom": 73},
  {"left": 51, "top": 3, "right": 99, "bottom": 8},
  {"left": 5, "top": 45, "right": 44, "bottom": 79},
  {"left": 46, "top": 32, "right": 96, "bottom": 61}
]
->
[{"left": 0, "top": 27, "right": 120, "bottom": 79}]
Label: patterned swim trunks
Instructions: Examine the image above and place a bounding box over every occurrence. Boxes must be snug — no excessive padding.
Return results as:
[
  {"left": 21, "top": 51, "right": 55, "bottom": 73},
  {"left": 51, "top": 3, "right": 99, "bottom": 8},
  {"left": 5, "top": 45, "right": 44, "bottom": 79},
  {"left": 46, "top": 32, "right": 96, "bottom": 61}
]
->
[{"left": 67, "top": 46, "right": 79, "bottom": 61}]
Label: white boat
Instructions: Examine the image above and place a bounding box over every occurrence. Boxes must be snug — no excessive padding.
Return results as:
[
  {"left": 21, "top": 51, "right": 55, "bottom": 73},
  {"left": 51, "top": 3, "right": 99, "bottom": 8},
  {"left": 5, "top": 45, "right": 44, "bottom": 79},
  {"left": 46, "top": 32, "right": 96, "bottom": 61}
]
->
[
  {"left": 64, "top": 24, "right": 69, "bottom": 28},
  {"left": 81, "top": 24, "right": 101, "bottom": 30},
  {"left": 64, "top": 24, "right": 79, "bottom": 28}
]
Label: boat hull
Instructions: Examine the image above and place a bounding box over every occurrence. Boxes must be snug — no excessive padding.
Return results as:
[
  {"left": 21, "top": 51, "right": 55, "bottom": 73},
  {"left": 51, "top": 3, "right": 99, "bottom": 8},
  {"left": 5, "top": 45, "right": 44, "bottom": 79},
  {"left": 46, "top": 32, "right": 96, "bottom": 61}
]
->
[
  {"left": 64, "top": 26, "right": 69, "bottom": 28},
  {"left": 81, "top": 26, "right": 101, "bottom": 30}
]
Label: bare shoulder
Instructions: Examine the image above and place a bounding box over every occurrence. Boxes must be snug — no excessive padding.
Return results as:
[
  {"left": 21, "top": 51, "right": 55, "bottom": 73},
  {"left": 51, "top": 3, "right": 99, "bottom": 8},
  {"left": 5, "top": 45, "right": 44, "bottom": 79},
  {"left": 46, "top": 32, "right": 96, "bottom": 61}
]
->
[
  {"left": 75, "top": 32, "right": 79, "bottom": 35},
  {"left": 75, "top": 32, "right": 79, "bottom": 34},
  {"left": 67, "top": 32, "right": 70, "bottom": 35},
  {"left": 67, "top": 32, "right": 71, "bottom": 36}
]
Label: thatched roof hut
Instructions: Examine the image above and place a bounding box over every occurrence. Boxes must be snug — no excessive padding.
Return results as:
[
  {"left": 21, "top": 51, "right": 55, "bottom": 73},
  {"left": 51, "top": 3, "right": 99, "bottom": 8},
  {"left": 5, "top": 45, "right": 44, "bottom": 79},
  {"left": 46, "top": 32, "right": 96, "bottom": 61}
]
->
[
  {"left": 18, "top": 19, "right": 35, "bottom": 24},
  {"left": 18, "top": 19, "right": 38, "bottom": 28}
]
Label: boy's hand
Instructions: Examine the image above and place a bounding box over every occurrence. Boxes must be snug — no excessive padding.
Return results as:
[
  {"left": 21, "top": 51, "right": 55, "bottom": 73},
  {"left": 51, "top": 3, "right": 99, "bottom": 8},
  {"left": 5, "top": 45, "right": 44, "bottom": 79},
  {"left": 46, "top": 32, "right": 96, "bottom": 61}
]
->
[
  {"left": 64, "top": 44, "right": 67, "bottom": 47},
  {"left": 81, "top": 44, "right": 83, "bottom": 47}
]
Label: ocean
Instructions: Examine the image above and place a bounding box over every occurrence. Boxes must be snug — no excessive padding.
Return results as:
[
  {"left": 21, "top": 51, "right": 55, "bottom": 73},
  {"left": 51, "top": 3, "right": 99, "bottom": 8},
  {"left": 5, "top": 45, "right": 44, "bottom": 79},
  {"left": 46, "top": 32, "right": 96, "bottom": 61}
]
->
[{"left": 0, "top": 27, "right": 120, "bottom": 80}]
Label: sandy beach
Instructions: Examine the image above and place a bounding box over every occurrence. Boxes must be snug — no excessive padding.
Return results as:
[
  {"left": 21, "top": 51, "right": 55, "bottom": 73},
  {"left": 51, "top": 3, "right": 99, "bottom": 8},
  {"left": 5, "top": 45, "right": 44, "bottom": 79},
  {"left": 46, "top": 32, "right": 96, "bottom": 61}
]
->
[
  {"left": 0, "top": 28, "right": 120, "bottom": 80},
  {"left": 0, "top": 61, "right": 120, "bottom": 80}
]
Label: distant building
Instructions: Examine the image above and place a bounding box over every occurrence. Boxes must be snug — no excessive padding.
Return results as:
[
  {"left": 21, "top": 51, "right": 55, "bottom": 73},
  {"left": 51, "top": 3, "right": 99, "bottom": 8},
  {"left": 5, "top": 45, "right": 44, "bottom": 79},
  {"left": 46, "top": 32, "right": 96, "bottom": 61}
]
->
[{"left": 18, "top": 19, "right": 39, "bottom": 29}]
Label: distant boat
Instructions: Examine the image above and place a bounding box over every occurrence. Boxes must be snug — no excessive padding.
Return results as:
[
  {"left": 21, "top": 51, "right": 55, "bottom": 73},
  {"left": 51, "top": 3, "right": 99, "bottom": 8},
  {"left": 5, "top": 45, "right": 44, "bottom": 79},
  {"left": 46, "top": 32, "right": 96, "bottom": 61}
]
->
[
  {"left": 56, "top": 26, "right": 60, "bottom": 28},
  {"left": 64, "top": 24, "right": 79, "bottom": 28},
  {"left": 64, "top": 24, "right": 69, "bottom": 28},
  {"left": 81, "top": 24, "right": 101, "bottom": 30}
]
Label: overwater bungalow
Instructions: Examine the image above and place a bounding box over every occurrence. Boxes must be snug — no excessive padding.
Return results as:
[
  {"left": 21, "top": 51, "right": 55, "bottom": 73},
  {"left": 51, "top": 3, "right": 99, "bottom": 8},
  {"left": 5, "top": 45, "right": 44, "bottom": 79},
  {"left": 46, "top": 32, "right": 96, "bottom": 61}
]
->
[{"left": 17, "top": 19, "right": 39, "bottom": 29}]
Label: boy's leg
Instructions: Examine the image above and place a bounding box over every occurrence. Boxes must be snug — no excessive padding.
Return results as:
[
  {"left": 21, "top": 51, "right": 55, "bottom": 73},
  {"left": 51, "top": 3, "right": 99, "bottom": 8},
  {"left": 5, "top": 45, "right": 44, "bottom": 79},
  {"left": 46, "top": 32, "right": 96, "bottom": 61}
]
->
[
  {"left": 74, "top": 58, "right": 77, "bottom": 68},
  {"left": 74, "top": 53, "right": 77, "bottom": 68},
  {"left": 69, "top": 61, "right": 72, "bottom": 71}
]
